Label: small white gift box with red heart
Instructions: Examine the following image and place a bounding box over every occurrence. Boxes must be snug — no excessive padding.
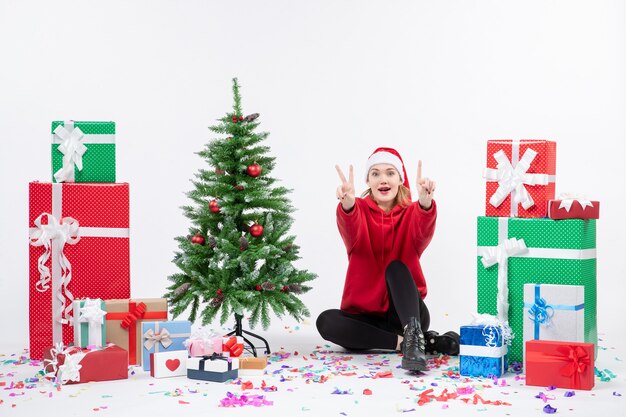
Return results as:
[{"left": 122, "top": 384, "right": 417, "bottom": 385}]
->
[{"left": 150, "top": 350, "right": 187, "bottom": 378}]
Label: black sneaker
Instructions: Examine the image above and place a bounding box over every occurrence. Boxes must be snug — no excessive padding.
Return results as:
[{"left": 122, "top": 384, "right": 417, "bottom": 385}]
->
[
  {"left": 423, "top": 330, "right": 460, "bottom": 356},
  {"left": 400, "top": 317, "right": 427, "bottom": 372}
]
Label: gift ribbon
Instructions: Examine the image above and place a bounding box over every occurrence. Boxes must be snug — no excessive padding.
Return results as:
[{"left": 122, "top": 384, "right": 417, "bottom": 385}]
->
[
  {"left": 557, "top": 193, "right": 594, "bottom": 213},
  {"left": 53, "top": 121, "right": 87, "bottom": 183},
  {"left": 477, "top": 218, "right": 596, "bottom": 325},
  {"left": 43, "top": 343, "right": 86, "bottom": 385},
  {"left": 29, "top": 212, "right": 80, "bottom": 328},
  {"left": 223, "top": 336, "right": 244, "bottom": 357},
  {"left": 526, "top": 345, "right": 591, "bottom": 389},
  {"left": 199, "top": 353, "right": 233, "bottom": 371},
  {"left": 483, "top": 142, "right": 554, "bottom": 216},
  {"left": 76, "top": 299, "right": 107, "bottom": 347},
  {"left": 144, "top": 328, "right": 173, "bottom": 350},
  {"left": 479, "top": 235, "right": 528, "bottom": 323},
  {"left": 524, "top": 284, "right": 584, "bottom": 340},
  {"left": 106, "top": 300, "right": 167, "bottom": 364},
  {"left": 29, "top": 183, "right": 130, "bottom": 347}
]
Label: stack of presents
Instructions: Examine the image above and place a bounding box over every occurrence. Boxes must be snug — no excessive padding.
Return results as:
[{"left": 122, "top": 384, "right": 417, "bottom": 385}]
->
[
  {"left": 459, "top": 140, "right": 599, "bottom": 391},
  {"left": 29, "top": 121, "right": 267, "bottom": 385}
]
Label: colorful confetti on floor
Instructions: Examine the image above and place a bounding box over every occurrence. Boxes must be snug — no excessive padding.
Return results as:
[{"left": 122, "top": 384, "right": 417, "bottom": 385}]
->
[{"left": 0, "top": 327, "right": 624, "bottom": 417}]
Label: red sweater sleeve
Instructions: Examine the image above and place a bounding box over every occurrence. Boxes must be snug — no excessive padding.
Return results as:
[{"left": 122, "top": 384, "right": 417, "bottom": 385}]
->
[
  {"left": 336, "top": 199, "right": 363, "bottom": 253},
  {"left": 411, "top": 199, "right": 437, "bottom": 257}
]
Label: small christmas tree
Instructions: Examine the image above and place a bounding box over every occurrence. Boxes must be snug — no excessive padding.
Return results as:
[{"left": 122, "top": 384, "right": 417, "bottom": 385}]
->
[{"left": 165, "top": 78, "right": 316, "bottom": 331}]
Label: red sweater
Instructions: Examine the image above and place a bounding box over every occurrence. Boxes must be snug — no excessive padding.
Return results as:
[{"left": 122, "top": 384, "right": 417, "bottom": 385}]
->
[{"left": 336, "top": 196, "right": 437, "bottom": 316}]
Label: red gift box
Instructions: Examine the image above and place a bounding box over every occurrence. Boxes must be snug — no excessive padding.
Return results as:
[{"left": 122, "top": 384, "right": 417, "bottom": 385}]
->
[
  {"left": 28, "top": 182, "right": 130, "bottom": 360},
  {"left": 525, "top": 340, "right": 594, "bottom": 390},
  {"left": 43, "top": 344, "right": 128, "bottom": 384},
  {"left": 548, "top": 198, "right": 600, "bottom": 220},
  {"left": 483, "top": 140, "right": 556, "bottom": 218}
]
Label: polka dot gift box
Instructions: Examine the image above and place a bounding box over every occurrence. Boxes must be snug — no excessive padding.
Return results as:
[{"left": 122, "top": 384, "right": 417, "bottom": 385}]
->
[
  {"left": 476, "top": 216, "right": 596, "bottom": 364},
  {"left": 28, "top": 182, "right": 130, "bottom": 360},
  {"left": 483, "top": 140, "right": 556, "bottom": 218},
  {"left": 51, "top": 120, "right": 116, "bottom": 183}
]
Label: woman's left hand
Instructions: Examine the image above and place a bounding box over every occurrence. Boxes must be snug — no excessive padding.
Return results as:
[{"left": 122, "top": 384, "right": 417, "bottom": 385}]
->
[{"left": 416, "top": 160, "right": 436, "bottom": 210}]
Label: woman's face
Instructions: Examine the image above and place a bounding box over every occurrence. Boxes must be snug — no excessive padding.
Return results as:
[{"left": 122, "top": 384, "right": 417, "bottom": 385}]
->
[{"left": 367, "top": 164, "right": 401, "bottom": 210}]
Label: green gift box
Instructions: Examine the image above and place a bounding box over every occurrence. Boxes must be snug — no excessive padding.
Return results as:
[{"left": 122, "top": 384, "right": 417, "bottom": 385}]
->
[
  {"left": 476, "top": 216, "right": 596, "bottom": 363},
  {"left": 51, "top": 120, "right": 116, "bottom": 183}
]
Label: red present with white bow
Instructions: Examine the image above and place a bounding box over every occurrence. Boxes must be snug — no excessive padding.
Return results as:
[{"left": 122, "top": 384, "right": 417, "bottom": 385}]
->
[
  {"left": 29, "top": 182, "right": 130, "bottom": 360},
  {"left": 483, "top": 140, "right": 556, "bottom": 218},
  {"left": 548, "top": 194, "right": 600, "bottom": 220},
  {"left": 525, "top": 340, "right": 594, "bottom": 390},
  {"left": 150, "top": 350, "right": 188, "bottom": 378},
  {"left": 43, "top": 343, "right": 128, "bottom": 384},
  {"left": 223, "top": 336, "right": 244, "bottom": 357}
]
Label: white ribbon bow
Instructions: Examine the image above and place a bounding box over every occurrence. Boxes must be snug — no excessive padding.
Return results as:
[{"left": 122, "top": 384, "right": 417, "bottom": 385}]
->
[
  {"left": 44, "top": 343, "right": 86, "bottom": 384},
  {"left": 29, "top": 213, "right": 80, "bottom": 324},
  {"left": 480, "top": 237, "right": 528, "bottom": 323},
  {"left": 53, "top": 123, "right": 87, "bottom": 183},
  {"left": 557, "top": 193, "right": 594, "bottom": 212},
  {"left": 470, "top": 313, "right": 513, "bottom": 347},
  {"left": 78, "top": 299, "right": 107, "bottom": 344},
  {"left": 143, "top": 328, "right": 173, "bottom": 350},
  {"left": 483, "top": 148, "right": 550, "bottom": 211}
]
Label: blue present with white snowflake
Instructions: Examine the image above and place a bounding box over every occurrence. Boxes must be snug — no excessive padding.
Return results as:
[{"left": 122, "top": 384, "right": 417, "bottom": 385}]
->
[{"left": 459, "top": 324, "right": 508, "bottom": 378}]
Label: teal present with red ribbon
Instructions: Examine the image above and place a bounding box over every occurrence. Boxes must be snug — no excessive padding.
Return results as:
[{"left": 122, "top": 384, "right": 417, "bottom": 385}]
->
[{"left": 525, "top": 340, "right": 594, "bottom": 390}]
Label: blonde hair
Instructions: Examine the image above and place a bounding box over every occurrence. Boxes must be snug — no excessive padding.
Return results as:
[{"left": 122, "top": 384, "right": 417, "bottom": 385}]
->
[{"left": 361, "top": 184, "right": 411, "bottom": 208}]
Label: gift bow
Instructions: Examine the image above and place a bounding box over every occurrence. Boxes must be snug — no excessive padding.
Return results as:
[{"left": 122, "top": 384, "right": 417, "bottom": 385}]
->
[
  {"left": 483, "top": 148, "right": 550, "bottom": 210},
  {"left": 143, "top": 328, "right": 172, "bottom": 350},
  {"left": 223, "top": 336, "right": 244, "bottom": 357},
  {"left": 528, "top": 296, "right": 554, "bottom": 327},
  {"left": 470, "top": 313, "right": 513, "bottom": 347},
  {"left": 480, "top": 237, "right": 528, "bottom": 323},
  {"left": 29, "top": 212, "right": 80, "bottom": 324},
  {"left": 557, "top": 193, "right": 594, "bottom": 212},
  {"left": 78, "top": 299, "right": 107, "bottom": 326},
  {"left": 53, "top": 123, "right": 88, "bottom": 183},
  {"left": 44, "top": 343, "right": 86, "bottom": 384},
  {"left": 120, "top": 302, "right": 147, "bottom": 329}
]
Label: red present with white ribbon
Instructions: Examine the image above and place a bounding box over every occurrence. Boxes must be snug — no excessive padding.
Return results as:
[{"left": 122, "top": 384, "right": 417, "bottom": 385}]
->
[
  {"left": 483, "top": 140, "right": 556, "bottom": 218},
  {"left": 525, "top": 339, "right": 594, "bottom": 390},
  {"left": 43, "top": 343, "right": 128, "bottom": 384},
  {"left": 28, "top": 182, "right": 130, "bottom": 360},
  {"left": 548, "top": 194, "right": 600, "bottom": 220}
]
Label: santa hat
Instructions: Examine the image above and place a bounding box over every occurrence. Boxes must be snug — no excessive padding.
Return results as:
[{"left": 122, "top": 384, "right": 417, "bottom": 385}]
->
[{"left": 364, "top": 147, "right": 410, "bottom": 189}]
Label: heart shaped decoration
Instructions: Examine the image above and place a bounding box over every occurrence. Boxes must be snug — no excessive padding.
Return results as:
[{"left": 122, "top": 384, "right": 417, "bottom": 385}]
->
[{"left": 166, "top": 358, "right": 181, "bottom": 372}]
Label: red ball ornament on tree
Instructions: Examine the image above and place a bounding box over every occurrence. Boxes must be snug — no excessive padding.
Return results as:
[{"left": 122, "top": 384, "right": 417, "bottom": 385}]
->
[
  {"left": 255, "top": 285, "right": 262, "bottom": 291},
  {"left": 239, "top": 115, "right": 244, "bottom": 121},
  {"left": 209, "top": 199, "right": 220, "bottom": 213},
  {"left": 281, "top": 285, "right": 289, "bottom": 293},
  {"left": 246, "top": 163, "right": 262, "bottom": 178},
  {"left": 191, "top": 234, "right": 205, "bottom": 245},
  {"left": 249, "top": 223, "right": 264, "bottom": 237},
  {"left": 231, "top": 116, "right": 238, "bottom": 123}
]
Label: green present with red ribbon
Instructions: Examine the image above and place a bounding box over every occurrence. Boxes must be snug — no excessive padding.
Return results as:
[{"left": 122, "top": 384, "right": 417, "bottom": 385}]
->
[
  {"left": 525, "top": 340, "right": 594, "bottom": 390},
  {"left": 105, "top": 298, "right": 168, "bottom": 365}
]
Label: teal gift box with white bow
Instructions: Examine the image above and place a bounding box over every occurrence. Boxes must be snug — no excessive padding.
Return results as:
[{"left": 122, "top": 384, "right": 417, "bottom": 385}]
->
[
  {"left": 73, "top": 299, "right": 107, "bottom": 348},
  {"left": 522, "top": 283, "right": 584, "bottom": 362},
  {"left": 51, "top": 120, "right": 116, "bottom": 183},
  {"left": 141, "top": 320, "right": 191, "bottom": 371}
]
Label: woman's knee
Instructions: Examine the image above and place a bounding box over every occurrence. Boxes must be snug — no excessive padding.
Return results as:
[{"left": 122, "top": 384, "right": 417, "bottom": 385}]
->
[{"left": 316, "top": 309, "right": 338, "bottom": 338}]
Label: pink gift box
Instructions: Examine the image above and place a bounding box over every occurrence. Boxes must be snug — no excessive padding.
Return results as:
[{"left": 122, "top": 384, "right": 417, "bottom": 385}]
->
[{"left": 187, "top": 337, "right": 223, "bottom": 357}]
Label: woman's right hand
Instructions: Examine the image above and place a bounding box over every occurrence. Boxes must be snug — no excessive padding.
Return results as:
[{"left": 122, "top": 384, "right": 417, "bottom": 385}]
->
[{"left": 335, "top": 164, "right": 356, "bottom": 211}]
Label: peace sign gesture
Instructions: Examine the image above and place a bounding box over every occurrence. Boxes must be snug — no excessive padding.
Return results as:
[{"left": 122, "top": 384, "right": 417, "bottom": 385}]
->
[
  {"left": 416, "top": 160, "right": 436, "bottom": 210},
  {"left": 335, "top": 164, "right": 356, "bottom": 211}
]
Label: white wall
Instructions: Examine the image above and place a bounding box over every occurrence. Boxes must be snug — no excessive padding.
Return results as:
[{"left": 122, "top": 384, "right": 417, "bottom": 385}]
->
[{"left": 1, "top": 0, "right": 624, "bottom": 347}]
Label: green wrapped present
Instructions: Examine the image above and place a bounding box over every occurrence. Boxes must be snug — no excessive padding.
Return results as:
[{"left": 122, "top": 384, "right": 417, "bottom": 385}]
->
[
  {"left": 476, "top": 216, "right": 596, "bottom": 363},
  {"left": 51, "top": 120, "right": 116, "bottom": 183}
]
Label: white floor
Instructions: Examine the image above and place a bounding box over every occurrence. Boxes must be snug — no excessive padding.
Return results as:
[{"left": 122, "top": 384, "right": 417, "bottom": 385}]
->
[{"left": 1, "top": 322, "right": 623, "bottom": 417}]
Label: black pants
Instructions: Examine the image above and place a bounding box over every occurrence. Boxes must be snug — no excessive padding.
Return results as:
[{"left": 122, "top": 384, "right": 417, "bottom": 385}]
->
[{"left": 316, "top": 260, "right": 430, "bottom": 350}]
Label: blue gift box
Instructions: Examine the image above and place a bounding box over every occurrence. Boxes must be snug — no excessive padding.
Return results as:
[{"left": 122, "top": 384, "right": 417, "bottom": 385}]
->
[
  {"left": 459, "top": 324, "right": 508, "bottom": 378},
  {"left": 187, "top": 354, "right": 239, "bottom": 382},
  {"left": 141, "top": 320, "right": 191, "bottom": 371}
]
